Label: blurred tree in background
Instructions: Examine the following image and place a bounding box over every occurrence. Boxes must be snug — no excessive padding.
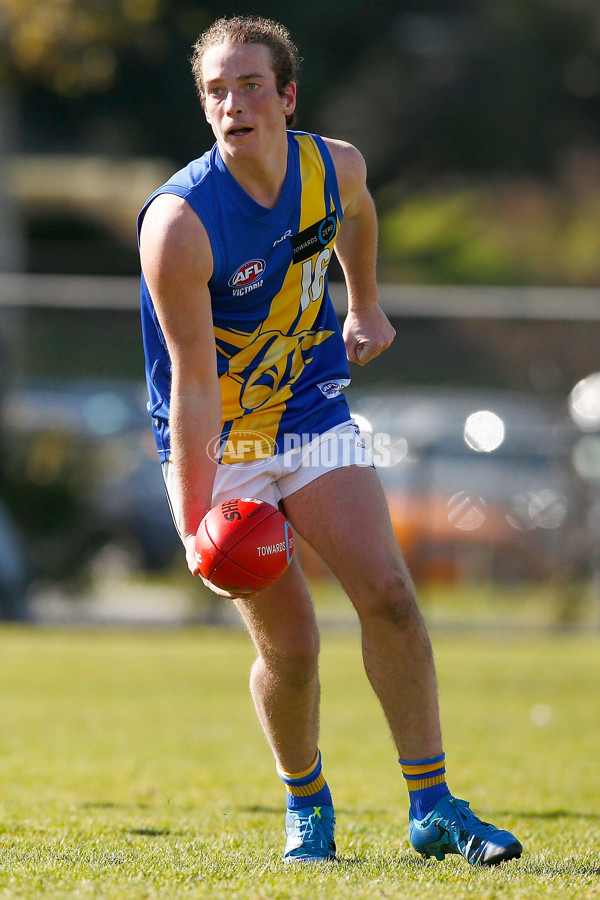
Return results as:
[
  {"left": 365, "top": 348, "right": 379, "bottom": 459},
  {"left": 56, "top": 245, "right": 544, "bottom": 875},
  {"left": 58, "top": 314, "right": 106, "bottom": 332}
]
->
[
  {"left": 1, "top": 0, "right": 161, "bottom": 95},
  {"left": 2, "top": 2, "right": 600, "bottom": 605},
  {"left": 2, "top": 0, "right": 600, "bottom": 282}
]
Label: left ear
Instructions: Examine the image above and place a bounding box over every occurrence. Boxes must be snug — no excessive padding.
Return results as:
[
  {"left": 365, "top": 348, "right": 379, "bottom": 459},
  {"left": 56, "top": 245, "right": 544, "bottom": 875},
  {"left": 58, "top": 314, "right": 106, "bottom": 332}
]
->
[{"left": 282, "top": 82, "right": 297, "bottom": 118}]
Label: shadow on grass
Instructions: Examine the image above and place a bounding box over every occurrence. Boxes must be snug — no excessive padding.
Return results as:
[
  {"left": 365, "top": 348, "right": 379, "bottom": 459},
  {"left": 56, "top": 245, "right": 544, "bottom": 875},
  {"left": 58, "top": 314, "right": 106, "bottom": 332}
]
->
[
  {"left": 238, "top": 805, "right": 390, "bottom": 816},
  {"left": 126, "top": 827, "right": 172, "bottom": 837},
  {"left": 501, "top": 809, "right": 600, "bottom": 821},
  {"left": 523, "top": 861, "right": 600, "bottom": 877},
  {"left": 332, "top": 852, "right": 600, "bottom": 879},
  {"left": 237, "top": 805, "right": 280, "bottom": 815},
  {"left": 80, "top": 801, "right": 122, "bottom": 809},
  {"left": 80, "top": 800, "right": 160, "bottom": 811},
  {"left": 238, "top": 804, "right": 600, "bottom": 821},
  {"left": 334, "top": 852, "right": 417, "bottom": 869}
]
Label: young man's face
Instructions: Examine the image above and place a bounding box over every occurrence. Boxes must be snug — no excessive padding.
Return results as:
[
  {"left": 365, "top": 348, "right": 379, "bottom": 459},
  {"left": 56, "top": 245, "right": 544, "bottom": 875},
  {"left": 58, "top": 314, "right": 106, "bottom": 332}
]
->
[{"left": 201, "top": 41, "right": 296, "bottom": 162}]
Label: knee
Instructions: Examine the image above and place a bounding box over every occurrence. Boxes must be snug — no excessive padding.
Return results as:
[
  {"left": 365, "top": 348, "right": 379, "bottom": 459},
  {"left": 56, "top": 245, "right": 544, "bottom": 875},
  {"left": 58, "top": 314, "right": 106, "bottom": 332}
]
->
[
  {"left": 258, "top": 628, "right": 320, "bottom": 688},
  {"left": 353, "top": 563, "right": 419, "bottom": 630}
]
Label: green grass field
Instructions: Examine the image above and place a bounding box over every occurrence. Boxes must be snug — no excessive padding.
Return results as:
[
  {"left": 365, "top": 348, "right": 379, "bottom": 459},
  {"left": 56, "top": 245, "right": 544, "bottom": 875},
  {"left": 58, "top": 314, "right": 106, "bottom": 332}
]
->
[{"left": 0, "top": 614, "right": 598, "bottom": 898}]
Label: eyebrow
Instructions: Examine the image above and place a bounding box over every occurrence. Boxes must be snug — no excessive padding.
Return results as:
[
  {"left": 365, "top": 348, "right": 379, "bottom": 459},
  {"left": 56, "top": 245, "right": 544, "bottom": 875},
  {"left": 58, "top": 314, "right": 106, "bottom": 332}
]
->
[{"left": 205, "top": 72, "right": 266, "bottom": 87}]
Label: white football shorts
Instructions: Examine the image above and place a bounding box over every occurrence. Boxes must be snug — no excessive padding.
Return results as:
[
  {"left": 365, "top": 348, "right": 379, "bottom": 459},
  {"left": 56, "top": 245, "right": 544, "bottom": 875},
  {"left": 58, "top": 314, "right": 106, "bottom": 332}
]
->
[{"left": 162, "top": 418, "right": 373, "bottom": 530}]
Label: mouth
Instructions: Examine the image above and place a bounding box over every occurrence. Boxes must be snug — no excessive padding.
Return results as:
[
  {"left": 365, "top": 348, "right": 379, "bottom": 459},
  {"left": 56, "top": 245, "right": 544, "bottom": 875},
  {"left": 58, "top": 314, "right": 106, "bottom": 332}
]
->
[{"left": 227, "top": 126, "right": 253, "bottom": 137}]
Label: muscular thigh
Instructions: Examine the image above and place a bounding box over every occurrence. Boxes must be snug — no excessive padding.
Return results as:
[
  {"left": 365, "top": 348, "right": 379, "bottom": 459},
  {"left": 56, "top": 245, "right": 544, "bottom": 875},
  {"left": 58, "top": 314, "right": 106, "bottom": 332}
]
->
[{"left": 282, "top": 465, "right": 411, "bottom": 600}]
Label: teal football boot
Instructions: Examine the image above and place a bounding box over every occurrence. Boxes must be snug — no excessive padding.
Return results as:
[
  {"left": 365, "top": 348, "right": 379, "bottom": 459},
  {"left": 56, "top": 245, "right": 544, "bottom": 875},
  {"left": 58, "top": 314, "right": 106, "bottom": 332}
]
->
[
  {"left": 283, "top": 805, "right": 337, "bottom": 862},
  {"left": 409, "top": 795, "right": 522, "bottom": 866}
]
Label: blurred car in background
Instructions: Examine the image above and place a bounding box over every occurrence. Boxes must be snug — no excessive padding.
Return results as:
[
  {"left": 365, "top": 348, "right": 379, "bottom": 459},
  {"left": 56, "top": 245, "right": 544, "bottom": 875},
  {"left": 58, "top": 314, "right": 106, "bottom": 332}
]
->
[
  {"left": 0, "top": 496, "right": 29, "bottom": 619},
  {"left": 1, "top": 378, "right": 594, "bottom": 603},
  {"left": 346, "top": 387, "right": 586, "bottom": 584},
  {"left": 2, "top": 378, "right": 180, "bottom": 599}
]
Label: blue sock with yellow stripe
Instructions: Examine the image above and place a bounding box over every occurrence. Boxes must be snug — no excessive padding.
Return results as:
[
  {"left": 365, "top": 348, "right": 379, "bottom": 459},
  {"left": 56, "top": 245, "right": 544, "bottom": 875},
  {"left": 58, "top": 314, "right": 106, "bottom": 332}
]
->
[
  {"left": 277, "top": 749, "right": 333, "bottom": 811},
  {"left": 399, "top": 753, "right": 450, "bottom": 819}
]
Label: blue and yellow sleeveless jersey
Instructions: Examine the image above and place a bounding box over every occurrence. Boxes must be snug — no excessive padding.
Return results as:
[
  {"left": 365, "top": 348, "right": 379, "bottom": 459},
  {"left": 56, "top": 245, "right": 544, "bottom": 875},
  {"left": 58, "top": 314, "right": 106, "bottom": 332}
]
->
[{"left": 138, "top": 130, "right": 351, "bottom": 464}]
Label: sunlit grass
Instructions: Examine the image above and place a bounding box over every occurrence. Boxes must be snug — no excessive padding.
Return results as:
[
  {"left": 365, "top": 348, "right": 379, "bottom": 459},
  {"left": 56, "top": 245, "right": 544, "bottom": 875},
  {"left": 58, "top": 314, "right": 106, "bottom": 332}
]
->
[{"left": 0, "top": 623, "right": 598, "bottom": 898}]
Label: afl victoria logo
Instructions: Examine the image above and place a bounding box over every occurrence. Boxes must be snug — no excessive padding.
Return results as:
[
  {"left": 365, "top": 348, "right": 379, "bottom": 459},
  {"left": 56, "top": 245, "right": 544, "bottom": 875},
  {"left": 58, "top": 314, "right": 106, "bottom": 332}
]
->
[{"left": 228, "top": 259, "right": 266, "bottom": 288}]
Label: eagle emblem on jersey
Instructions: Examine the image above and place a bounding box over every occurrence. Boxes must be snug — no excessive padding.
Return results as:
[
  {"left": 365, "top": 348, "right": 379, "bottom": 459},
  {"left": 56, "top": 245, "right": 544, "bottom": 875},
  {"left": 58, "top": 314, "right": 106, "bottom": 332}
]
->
[{"left": 214, "top": 324, "right": 333, "bottom": 416}]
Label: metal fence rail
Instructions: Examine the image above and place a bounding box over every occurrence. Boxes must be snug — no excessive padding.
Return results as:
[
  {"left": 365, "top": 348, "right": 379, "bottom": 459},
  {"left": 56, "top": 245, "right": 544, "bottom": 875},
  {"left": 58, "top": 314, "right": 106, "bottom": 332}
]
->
[{"left": 1, "top": 273, "right": 600, "bottom": 320}]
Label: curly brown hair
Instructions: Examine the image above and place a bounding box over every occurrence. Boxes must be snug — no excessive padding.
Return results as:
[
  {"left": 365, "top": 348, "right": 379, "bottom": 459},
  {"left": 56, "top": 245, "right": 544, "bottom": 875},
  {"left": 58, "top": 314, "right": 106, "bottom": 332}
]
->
[{"left": 191, "top": 15, "right": 301, "bottom": 128}]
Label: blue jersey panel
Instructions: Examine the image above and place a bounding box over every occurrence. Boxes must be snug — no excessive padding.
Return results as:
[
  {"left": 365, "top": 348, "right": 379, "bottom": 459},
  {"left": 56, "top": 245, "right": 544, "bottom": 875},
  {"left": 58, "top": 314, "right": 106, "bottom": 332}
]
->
[{"left": 139, "top": 131, "right": 351, "bottom": 463}]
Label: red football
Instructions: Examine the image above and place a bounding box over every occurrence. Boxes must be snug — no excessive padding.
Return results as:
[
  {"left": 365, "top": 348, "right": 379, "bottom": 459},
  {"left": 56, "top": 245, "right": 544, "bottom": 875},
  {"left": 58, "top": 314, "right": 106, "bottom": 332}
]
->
[{"left": 194, "top": 498, "right": 294, "bottom": 594}]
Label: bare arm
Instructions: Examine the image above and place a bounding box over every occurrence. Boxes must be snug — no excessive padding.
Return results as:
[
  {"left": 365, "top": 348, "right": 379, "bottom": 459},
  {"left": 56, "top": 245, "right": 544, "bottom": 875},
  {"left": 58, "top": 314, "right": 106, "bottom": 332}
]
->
[
  {"left": 324, "top": 137, "right": 396, "bottom": 365},
  {"left": 139, "top": 193, "right": 222, "bottom": 575}
]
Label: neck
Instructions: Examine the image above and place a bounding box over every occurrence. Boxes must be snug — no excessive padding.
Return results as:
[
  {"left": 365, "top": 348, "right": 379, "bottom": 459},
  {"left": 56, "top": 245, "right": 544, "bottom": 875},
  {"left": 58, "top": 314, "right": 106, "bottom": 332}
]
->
[{"left": 220, "top": 134, "right": 289, "bottom": 209}]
